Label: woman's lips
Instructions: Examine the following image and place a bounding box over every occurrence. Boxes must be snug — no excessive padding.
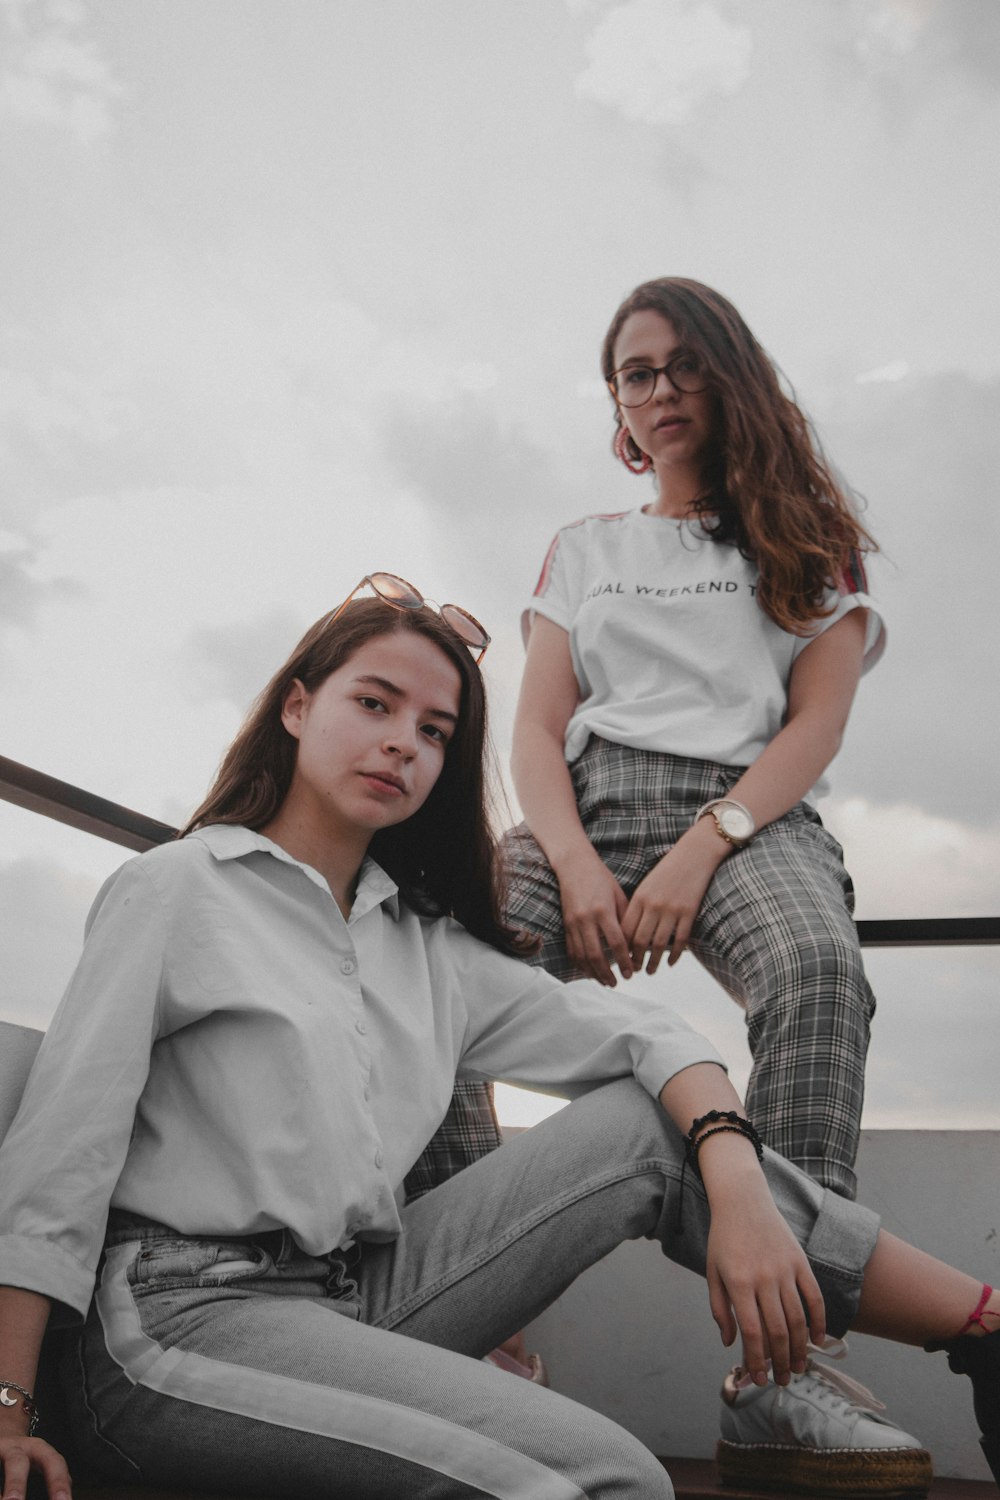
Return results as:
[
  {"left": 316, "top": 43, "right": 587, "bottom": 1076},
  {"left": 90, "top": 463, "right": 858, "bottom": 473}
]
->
[{"left": 359, "top": 772, "right": 405, "bottom": 796}]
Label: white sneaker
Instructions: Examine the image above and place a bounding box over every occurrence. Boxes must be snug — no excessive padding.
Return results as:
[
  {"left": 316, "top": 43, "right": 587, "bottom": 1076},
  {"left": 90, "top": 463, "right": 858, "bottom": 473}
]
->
[{"left": 717, "top": 1338, "right": 933, "bottom": 1496}]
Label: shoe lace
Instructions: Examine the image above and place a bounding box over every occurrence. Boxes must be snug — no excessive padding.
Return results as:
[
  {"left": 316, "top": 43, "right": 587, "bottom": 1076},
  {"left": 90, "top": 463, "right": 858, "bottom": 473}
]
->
[{"left": 792, "top": 1338, "right": 886, "bottom": 1416}]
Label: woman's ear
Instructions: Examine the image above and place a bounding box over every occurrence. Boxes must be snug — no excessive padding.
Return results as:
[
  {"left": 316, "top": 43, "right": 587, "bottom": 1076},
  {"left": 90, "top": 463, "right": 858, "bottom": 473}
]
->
[{"left": 279, "top": 679, "right": 309, "bottom": 741}]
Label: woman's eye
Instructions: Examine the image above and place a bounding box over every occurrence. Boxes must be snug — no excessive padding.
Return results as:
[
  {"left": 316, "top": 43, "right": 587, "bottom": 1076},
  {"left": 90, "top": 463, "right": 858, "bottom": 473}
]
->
[
  {"left": 358, "top": 696, "right": 386, "bottom": 712},
  {"left": 421, "top": 724, "right": 449, "bottom": 744},
  {"left": 623, "top": 367, "right": 651, "bottom": 385}
]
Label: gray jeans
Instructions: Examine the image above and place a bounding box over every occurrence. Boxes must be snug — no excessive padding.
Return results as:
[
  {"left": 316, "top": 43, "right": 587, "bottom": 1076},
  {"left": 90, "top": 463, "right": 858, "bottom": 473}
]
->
[{"left": 54, "top": 1080, "right": 879, "bottom": 1499}]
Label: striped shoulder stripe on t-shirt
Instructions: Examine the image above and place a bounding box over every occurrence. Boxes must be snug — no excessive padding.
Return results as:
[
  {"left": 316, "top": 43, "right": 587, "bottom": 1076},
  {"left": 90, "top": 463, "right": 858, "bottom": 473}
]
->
[
  {"left": 532, "top": 511, "right": 631, "bottom": 599},
  {"left": 838, "top": 548, "right": 869, "bottom": 597}
]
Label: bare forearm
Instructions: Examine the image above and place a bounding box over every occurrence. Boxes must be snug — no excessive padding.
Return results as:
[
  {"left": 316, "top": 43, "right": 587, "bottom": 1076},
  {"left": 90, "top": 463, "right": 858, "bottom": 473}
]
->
[
  {"left": 658, "top": 1063, "right": 777, "bottom": 1204},
  {"left": 0, "top": 1287, "right": 50, "bottom": 1433},
  {"left": 657, "top": 1060, "right": 744, "bottom": 1134},
  {"left": 720, "top": 710, "right": 845, "bottom": 832},
  {"left": 510, "top": 722, "right": 598, "bottom": 874}
]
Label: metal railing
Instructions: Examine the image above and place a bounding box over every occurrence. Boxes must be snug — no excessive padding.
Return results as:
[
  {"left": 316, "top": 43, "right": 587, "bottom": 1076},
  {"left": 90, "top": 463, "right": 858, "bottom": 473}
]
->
[{"left": 2, "top": 753, "right": 999, "bottom": 948}]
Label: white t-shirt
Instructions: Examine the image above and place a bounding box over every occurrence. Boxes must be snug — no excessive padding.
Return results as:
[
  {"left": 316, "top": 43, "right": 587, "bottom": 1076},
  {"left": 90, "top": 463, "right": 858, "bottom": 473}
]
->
[{"left": 526, "top": 508, "right": 885, "bottom": 791}]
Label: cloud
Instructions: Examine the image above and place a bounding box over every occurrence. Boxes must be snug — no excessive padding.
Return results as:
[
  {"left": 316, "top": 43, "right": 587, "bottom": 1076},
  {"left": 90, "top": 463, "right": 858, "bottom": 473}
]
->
[
  {"left": 178, "top": 610, "right": 307, "bottom": 715},
  {"left": 0, "top": 536, "right": 85, "bottom": 635},
  {"left": 855, "top": 360, "right": 910, "bottom": 385},
  {"left": 819, "top": 370, "right": 1000, "bottom": 826},
  {"left": 853, "top": 0, "right": 930, "bottom": 66},
  {"left": 0, "top": 854, "right": 102, "bottom": 1029},
  {"left": 823, "top": 798, "right": 1000, "bottom": 920},
  {"left": 0, "top": 0, "right": 121, "bottom": 145},
  {"left": 0, "top": 366, "right": 132, "bottom": 451},
  {"left": 851, "top": 0, "right": 1000, "bottom": 92},
  {"left": 575, "top": 0, "right": 752, "bottom": 126}
]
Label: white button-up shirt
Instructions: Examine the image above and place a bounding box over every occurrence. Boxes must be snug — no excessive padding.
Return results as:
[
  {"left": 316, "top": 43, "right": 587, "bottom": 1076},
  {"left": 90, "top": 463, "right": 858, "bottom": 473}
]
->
[{"left": 0, "top": 825, "right": 723, "bottom": 1319}]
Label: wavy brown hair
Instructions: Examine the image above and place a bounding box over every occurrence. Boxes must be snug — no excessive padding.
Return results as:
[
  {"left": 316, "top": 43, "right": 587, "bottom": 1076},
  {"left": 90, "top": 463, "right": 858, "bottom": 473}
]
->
[
  {"left": 182, "top": 599, "right": 532, "bottom": 957},
  {"left": 601, "top": 277, "right": 877, "bottom": 634}
]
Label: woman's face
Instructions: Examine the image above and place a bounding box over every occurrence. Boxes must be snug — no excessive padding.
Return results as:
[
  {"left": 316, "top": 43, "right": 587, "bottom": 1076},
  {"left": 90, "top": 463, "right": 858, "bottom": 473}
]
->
[
  {"left": 280, "top": 630, "right": 462, "bottom": 842},
  {"left": 611, "top": 310, "right": 717, "bottom": 474}
]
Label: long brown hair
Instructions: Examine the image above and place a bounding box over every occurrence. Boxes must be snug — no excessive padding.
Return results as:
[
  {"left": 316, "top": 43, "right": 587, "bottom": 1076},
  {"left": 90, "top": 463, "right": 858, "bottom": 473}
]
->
[
  {"left": 601, "top": 277, "right": 877, "bottom": 634},
  {"left": 183, "top": 599, "right": 531, "bottom": 956}
]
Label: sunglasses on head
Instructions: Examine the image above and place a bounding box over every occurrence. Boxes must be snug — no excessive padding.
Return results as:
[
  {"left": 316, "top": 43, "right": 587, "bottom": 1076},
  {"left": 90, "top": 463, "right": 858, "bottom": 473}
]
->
[{"left": 326, "top": 573, "right": 490, "bottom": 663}]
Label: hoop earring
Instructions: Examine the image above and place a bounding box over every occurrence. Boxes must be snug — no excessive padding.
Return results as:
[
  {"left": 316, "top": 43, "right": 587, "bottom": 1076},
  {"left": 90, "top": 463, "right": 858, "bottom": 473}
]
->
[{"left": 614, "top": 424, "right": 652, "bottom": 475}]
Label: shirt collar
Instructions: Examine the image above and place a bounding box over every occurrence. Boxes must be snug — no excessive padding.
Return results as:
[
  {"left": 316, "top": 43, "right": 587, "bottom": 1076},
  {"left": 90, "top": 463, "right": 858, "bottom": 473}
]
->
[{"left": 188, "top": 824, "right": 401, "bottom": 920}]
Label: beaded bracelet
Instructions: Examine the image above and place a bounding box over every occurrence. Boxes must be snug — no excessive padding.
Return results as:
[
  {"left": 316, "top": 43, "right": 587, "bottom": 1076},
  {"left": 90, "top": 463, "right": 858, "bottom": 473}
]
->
[
  {"left": 685, "top": 1108, "right": 763, "bottom": 1181},
  {"left": 0, "top": 1381, "right": 39, "bottom": 1436},
  {"left": 675, "top": 1109, "right": 765, "bottom": 1233}
]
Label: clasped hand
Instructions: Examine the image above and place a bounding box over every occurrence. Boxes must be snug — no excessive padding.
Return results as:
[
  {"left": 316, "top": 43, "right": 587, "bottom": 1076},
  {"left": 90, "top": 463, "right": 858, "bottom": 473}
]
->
[{"left": 559, "top": 828, "right": 726, "bottom": 984}]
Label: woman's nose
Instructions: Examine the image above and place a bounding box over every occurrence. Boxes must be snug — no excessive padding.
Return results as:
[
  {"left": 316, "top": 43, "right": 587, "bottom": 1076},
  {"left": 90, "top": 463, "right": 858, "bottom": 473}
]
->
[
  {"left": 652, "top": 369, "right": 680, "bottom": 400},
  {"left": 384, "top": 722, "right": 417, "bottom": 758}
]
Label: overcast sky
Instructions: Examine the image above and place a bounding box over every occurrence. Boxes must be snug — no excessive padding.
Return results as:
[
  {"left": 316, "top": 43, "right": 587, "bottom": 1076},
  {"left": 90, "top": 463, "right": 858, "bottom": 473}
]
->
[{"left": 2, "top": 0, "right": 998, "bottom": 1128}]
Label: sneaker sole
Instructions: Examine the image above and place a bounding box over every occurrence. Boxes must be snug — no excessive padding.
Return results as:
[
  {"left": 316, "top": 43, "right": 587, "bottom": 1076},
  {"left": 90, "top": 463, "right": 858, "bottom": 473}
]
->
[{"left": 716, "top": 1439, "right": 933, "bottom": 1497}]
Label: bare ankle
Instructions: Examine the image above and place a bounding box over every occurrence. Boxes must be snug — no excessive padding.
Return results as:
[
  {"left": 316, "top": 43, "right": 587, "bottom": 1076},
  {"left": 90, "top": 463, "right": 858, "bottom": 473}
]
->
[{"left": 956, "top": 1284, "right": 1000, "bottom": 1338}]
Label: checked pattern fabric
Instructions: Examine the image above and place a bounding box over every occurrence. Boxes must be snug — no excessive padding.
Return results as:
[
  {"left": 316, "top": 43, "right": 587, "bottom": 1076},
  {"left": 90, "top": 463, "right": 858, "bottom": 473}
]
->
[{"left": 408, "top": 736, "right": 875, "bottom": 1201}]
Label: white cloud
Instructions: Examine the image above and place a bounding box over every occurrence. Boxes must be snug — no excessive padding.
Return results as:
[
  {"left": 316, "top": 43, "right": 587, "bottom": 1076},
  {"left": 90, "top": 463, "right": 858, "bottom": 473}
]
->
[
  {"left": 575, "top": 377, "right": 610, "bottom": 400},
  {"left": 0, "top": 0, "right": 121, "bottom": 144},
  {"left": 0, "top": 849, "right": 113, "bottom": 1029},
  {"left": 575, "top": 0, "right": 752, "bottom": 126},
  {"left": 179, "top": 611, "right": 306, "bottom": 714},
  {"left": 0, "top": 533, "right": 85, "bottom": 637},
  {"left": 0, "top": 366, "right": 132, "bottom": 449},
  {"left": 855, "top": 359, "right": 911, "bottom": 385},
  {"left": 853, "top": 0, "right": 933, "bottom": 67},
  {"left": 823, "top": 798, "right": 1000, "bottom": 920},
  {"left": 455, "top": 361, "right": 500, "bottom": 393}
]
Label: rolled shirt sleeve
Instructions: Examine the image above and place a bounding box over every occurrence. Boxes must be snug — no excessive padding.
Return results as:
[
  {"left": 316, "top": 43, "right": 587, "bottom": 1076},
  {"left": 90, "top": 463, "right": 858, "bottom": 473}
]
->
[{"left": 0, "top": 861, "right": 165, "bottom": 1318}]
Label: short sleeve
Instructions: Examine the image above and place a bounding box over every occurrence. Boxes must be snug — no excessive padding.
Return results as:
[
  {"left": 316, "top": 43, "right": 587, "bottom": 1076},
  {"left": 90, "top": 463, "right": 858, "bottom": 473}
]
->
[
  {"left": 520, "top": 525, "right": 583, "bottom": 646},
  {"left": 792, "top": 551, "right": 886, "bottom": 673}
]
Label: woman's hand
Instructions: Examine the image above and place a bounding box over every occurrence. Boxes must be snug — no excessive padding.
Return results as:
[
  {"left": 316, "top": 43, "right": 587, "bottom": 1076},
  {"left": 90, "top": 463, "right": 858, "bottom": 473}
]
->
[
  {"left": 658, "top": 1065, "right": 827, "bottom": 1384},
  {"left": 556, "top": 853, "right": 633, "bottom": 986},
  {"left": 0, "top": 1432, "right": 71, "bottom": 1500},
  {"left": 621, "top": 819, "right": 727, "bottom": 973},
  {"left": 705, "top": 1177, "right": 827, "bottom": 1386}
]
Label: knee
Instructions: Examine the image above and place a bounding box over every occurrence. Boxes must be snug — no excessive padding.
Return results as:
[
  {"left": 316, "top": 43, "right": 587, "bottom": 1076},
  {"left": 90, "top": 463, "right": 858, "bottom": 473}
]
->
[
  {"left": 615, "top": 1442, "right": 675, "bottom": 1499},
  {"left": 581, "top": 1421, "right": 675, "bottom": 1499},
  {"left": 751, "top": 928, "right": 874, "bottom": 1021},
  {"left": 569, "top": 1078, "right": 678, "bottom": 1161}
]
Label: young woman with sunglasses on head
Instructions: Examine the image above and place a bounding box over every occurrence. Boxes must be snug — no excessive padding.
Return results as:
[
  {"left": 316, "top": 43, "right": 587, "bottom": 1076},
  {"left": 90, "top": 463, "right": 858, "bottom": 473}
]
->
[{"left": 0, "top": 573, "right": 998, "bottom": 1500}]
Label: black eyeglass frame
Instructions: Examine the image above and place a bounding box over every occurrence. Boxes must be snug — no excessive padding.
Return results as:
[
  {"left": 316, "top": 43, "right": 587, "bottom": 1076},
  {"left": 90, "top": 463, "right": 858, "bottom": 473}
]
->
[
  {"left": 607, "top": 353, "right": 710, "bottom": 407},
  {"left": 325, "top": 572, "right": 491, "bottom": 664}
]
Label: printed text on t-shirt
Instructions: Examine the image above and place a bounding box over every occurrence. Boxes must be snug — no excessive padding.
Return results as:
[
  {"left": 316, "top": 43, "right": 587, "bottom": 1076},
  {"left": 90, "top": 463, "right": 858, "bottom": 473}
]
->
[{"left": 583, "top": 579, "right": 756, "bottom": 600}]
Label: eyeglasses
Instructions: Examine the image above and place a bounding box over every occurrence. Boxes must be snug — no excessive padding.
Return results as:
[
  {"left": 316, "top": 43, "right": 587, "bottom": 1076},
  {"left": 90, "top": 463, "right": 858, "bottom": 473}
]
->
[
  {"left": 608, "top": 352, "right": 709, "bottom": 406},
  {"left": 327, "top": 572, "right": 491, "bottom": 663}
]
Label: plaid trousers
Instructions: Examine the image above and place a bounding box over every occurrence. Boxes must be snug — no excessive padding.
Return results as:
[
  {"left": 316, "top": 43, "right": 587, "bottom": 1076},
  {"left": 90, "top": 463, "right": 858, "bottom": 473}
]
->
[{"left": 408, "top": 736, "right": 875, "bottom": 1201}]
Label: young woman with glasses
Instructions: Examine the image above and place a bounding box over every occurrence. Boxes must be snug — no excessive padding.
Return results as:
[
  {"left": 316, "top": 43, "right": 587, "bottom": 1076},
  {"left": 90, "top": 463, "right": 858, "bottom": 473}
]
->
[
  {"left": 0, "top": 573, "right": 997, "bottom": 1500},
  {"left": 473, "top": 274, "right": 925, "bottom": 1477}
]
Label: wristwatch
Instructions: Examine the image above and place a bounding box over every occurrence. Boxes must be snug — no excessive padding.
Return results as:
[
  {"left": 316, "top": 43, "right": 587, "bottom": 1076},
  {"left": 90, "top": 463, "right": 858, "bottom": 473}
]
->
[{"left": 696, "top": 798, "right": 756, "bottom": 849}]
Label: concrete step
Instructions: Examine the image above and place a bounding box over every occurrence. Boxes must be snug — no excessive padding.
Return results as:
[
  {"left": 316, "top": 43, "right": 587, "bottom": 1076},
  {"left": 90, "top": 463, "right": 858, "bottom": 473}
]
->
[{"left": 658, "top": 1455, "right": 995, "bottom": 1499}]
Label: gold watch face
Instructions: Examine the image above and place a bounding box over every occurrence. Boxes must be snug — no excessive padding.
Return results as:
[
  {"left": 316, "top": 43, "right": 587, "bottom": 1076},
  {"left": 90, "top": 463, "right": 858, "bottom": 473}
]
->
[{"left": 719, "top": 805, "right": 753, "bottom": 840}]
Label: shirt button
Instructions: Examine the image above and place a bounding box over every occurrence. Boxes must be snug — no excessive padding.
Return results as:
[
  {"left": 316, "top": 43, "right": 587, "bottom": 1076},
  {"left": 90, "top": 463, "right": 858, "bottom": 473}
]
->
[
  {"left": 375, "top": 1150, "right": 384, "bottom": 1168},
  {"left": 355, "top": 1020, "right": 367, "bottom": 1035},
  {"left": 340, "top": 958, "right": 356, "bottom": 975}
]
